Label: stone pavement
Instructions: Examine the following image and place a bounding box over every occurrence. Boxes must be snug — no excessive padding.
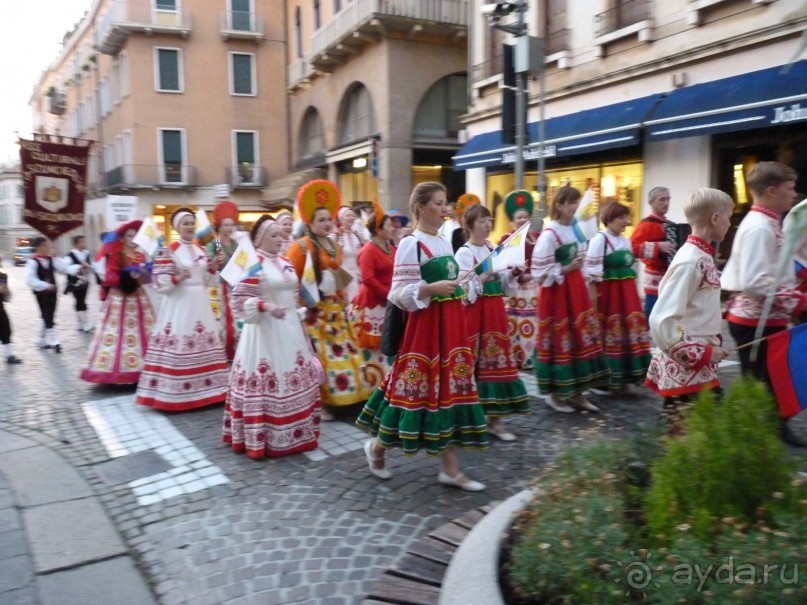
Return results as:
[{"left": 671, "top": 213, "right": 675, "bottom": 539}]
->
[{"left": 0, "top": 261, "right": 803, "bottom": 605}]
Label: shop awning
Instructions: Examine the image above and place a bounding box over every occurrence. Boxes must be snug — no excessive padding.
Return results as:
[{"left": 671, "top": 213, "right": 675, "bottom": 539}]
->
[
  {"left": 644, "top": 60, "right": 807, "bottom": 141},
  {"left": 453, "top": 94, "right": 663, "bottom": 170},
  {"left": 260, "top": 167, "right": 326, "bottom": 209}
]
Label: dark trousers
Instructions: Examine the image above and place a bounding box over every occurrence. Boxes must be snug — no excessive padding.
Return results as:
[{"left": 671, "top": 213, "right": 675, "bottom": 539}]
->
[
  {"left": 72, "top": 285, "right": 88, "bottom": 312},
  {"left": 728, "top": 321, "right": 785, "bottom": 388},
  {"left": 35, "top": 291, "right": 57, "bottom": 329},
  {"left": 0, "top": 302, "right": 10, "bottom": 345},
  {"left": 644, "top": 293, "right": 658, "bottom": 320}
]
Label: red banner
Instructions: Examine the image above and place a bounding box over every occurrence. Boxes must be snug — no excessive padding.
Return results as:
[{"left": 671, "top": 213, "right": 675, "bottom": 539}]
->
[{"left": 19, "top": 135, "right": 92, "bottom": 239}]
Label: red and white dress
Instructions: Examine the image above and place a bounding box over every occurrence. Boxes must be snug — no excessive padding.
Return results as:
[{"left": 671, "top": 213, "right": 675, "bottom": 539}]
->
[
  {"left": 584, "top": 230, "right": 652, "bottom": 386},
  {"left": 81, "top": 244, "right": 155, "bottom": 384},
  {"left": 498, "top": 230, "right": 539, "bottom": 369},
  {"left": 222, "top": 253, "right": 321, "bottom": 458},
  {"left": 646, "top": 236, "right": 723, "bottom": 397},
  {"left": 136, "top": 240, "right": 229, "bottom": 411},
  {"left": 351, "top": 238, "right": 396, "bottom": 388}
]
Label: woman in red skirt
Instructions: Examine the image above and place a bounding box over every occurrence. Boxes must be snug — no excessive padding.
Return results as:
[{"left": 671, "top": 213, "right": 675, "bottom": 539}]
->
[
  {"left": 531, "top": 186, "right": 609, "bottom": 413},
  {"left": 357, "top": 182, "right": 488, "bottom": 491},
  {"left": 584, "top": 202, "right": 652, "bottom": 391}
]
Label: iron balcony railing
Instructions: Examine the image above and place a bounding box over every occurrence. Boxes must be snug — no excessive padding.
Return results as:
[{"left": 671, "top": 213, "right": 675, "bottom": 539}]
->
[
  {"left": 105, "top": 164, "right": 198, "bottom": 189},
  {"left": 594, "top": 0, "right": 651, "bottom": 38},
  {"left": 225, "top": 165, "right": 268, "bottom": 188},
  {"left": 471, "top": 54, "right": 504, "bottom": 84}
]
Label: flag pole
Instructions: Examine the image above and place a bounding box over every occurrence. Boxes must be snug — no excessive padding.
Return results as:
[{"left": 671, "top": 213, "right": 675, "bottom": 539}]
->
[{"left": 456, "top": 222, "right": 530, "bottom": 283}]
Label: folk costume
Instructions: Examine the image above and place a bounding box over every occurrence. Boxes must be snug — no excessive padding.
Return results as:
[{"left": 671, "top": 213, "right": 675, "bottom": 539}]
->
[
  {"left": 351, "top": 199, "right": 396, "bottom": 387},
  {"left": 721, "top": 205, "right": 807, "bottom": 383},
  {"left": 630, "top": 212, "right": 677, "bottom": 316},
  {"left": 646, "top": 236, "right": 724, "bottom": 397},
  {"left": 356, "top": 230, "right": 488, "bottom": 456},
  {"left": 276, "top": 210, "right": 295, "bottom": 256},
  {"left": 64, "top": 246, "right": 93, "bottom": 332},
  {"left": 455, "top": 240, "right": 529, "bottom": 418},
  {"left": 136, "top": 209, "right": 229, "bottom": 411},
  {"left": 25, "top": 248, "right": 79, "bottom": 352},
  {"left": 585, "top": 229, "right": 652, "bottom": 387},
  {"left": 222, "top": 224, "right": 321, "bottom": 459},
  {"left": 81, "top": 220, "right": 156, "bottom": 384},
  {"left": 286, "top": 181, "right": 370, "bottom": 407},
  {"left": 0, "top": 270, "right": 21, "bottom": 363},
  {"left": 205, "top": 200, "right": 240, "bottom": 361},
  {"left": 333, "top": 206, "right": 364, "bottom": 303},
  {"left": 499, "top": 190, "right": 539, "bottom": 370},
  {"left": 531, "top": 221, "right": 609, "bottom": 397}
]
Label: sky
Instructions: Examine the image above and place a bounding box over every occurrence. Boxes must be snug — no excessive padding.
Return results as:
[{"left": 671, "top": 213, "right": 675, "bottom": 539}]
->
[{"left": 0, "top": 0, "right": 91, "bottom": 163}]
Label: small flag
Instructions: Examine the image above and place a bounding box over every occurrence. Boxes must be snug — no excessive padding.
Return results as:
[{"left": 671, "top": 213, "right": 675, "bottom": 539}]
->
[
  {"left": 195, "top": 209, "right": 214, "bottom": 245},
  {"left": 572, "top": 186, "right": 599, "bottom": 243},
  {"left": 219, "top": 239, "right": 262, "bottom": 286},
  {"left": 300, "top": 248, "right": 320, "bottom": 306},
  {"left": 768, "top": 323, "right": 807, "bottom": 418},
  {"left": 133, "top": 217, "right": 163, "bottom": 258},
  {"left": 492, "top": 221, "right": 530, "bottom": 272}
]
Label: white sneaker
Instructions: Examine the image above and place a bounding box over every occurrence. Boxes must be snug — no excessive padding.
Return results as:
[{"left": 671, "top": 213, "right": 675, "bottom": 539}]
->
[
  {"left": 545, "top": 394, "right": 575, "bottom": 414},
  {"left": 488, "top": 424, "right": 517, "bottom": 442},
  {"left": 363, "top": 439, "right": 392, "bottom": 480},
  {"left": 437, "top": 471, "right": 486, "bottom": 492}
]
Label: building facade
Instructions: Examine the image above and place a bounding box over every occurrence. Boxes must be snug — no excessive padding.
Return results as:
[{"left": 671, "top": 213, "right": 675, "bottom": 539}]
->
[
  {"left": 283, "top": 0, "right": 471, "bottom": 213},
  {"left": 457, "top": 0, "right": 807, "bottom": 245},
  {"left": 0, "top": 162, "right": 32, "bottom": 257},
  {"left": 31, "top": 0, "right": 289, "bottom": 246}
]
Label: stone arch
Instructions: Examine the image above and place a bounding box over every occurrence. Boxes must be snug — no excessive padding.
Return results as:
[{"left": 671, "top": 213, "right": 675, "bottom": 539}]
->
[
  {"left": 336, "top": 82, "right": 378, "bottom": 146},
  {"left": 412, "top": 72, "right": 468, "bottom": 140}
]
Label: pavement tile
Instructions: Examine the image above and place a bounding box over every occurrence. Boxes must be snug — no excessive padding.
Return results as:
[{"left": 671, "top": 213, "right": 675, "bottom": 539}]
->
[
  {"left": 0, "top": 446, "right": 92, "bottom": 507},
  {"left": 37, "top": 557, "right": 156, "bottom": 605}
]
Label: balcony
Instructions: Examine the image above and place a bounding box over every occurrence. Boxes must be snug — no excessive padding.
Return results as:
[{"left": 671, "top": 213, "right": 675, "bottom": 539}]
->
[
  {"left": 310, "top": 0, "right": 469, "bottom": 72},
  {"left": 593, "top": 0, "right": 653, "bottom": 56},
  {"left": 288, "top": 58, "right": 317, "bottom": 90},
  {"left": 105, "top": 164, "right": 198, "bottom": 191},
  {"left": 225, "top": 164, "right": 268, "bottom": 189},
  {"left": 95, "top": 2, "right": 192, "bottom": 56},
  {"left": 471, "top": 54, "right": 503, "bottom": 85},
  {"left": 219, "top": 10, "right": 264, "bottom": 41}
]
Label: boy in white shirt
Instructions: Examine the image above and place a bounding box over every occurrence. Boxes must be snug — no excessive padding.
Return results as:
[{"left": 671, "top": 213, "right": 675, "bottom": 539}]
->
[{"left": 646, "top": 188, "right": 733, "bottom": 415}]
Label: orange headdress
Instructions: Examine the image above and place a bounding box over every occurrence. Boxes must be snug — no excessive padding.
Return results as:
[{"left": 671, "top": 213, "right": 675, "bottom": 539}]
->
[
  {"left": 455, "top": 193, "right": 481, "bottom": 218},
  {"left": 212, "top": 200, "right": 239, "bottom": 229},
  {"left": 296, "top": 180, "right": 340, "bottom": 224}
]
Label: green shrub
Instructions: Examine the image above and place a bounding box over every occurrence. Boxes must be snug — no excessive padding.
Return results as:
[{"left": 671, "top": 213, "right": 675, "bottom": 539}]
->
[
  {"left": 645, "top": 379, "right": 795, "bottom": 542},
  {"left": 505, "top": 379, "right": 807, "bottom": 604}
]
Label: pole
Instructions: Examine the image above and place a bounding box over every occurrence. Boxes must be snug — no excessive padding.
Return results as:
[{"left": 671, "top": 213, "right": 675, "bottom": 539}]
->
[
  {"left": 514, "top": 0, "right": 526, "bottom": 190},
  {"left": 536, "top": 34, "right": 546, "bottom": 220}
]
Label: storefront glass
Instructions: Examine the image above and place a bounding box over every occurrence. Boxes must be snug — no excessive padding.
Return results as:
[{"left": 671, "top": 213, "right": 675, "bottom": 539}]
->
[{"left": 486, "top": 160, "right": 643, "bottom": 241}]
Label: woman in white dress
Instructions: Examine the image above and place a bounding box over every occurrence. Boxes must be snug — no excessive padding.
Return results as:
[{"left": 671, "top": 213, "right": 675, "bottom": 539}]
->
[
  {"left": 333, "top": 205, "right": 364, "bottom": 303},
  {"left": 222, "top": 216, "right": 321, "bottom": 459},
  {"left": 136, "top": 207, "right": 230, "bottom": 411}
]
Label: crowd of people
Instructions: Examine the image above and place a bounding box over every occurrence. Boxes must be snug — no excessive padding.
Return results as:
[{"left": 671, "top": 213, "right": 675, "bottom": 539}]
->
[{"left": 2, "top": 162, "right": 805, "bottom": 489}]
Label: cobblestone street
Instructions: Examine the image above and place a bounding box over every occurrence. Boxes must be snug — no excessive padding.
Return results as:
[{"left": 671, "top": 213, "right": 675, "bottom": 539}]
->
[{"left": 0, "top": 260, "right": 790, "bottom": 605}]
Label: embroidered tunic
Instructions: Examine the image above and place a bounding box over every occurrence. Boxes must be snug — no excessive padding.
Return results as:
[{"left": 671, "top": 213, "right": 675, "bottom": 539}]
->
[
  {"left": 455, "top": 242, "right": 529, "bottom": 416},
  {"left": 585, "top": 230, "right": 652, "bottom": 386},
  {"left": 498, "top": 229, "right": 539, "bottom": 369},
  {"left": 136, "top": 241, "right": 229, "bottom": 411},
  {"left": 646, "top": 236, "right": 723, "bottom": 397},
  {"left": 630, "top": 213, "right": 676, "bottom": 297},
  {"left": 356, "top": 231, "right": 488, "bottom": 456},
  {"left": 222, "top": 254, "right": 320, "bottom": 458},
  {"left": 531, "top": 221, "right": 609, "bottom": 396},
  {"left": 206, "top": 238, "right": 239, "bottom": 361},
  {"left": 721, "top": 206, "right": 807, "bottom": 327}
]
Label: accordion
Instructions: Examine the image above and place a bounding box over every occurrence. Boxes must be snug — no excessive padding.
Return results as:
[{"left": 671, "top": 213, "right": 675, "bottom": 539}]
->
[{"left": 664, "top": 222, "right": 691, "bottom": 265}]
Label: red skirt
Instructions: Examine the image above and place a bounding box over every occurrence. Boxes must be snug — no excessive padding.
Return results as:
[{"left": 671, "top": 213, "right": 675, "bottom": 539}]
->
[
  {"left": 596, "top": 278, "right": 652, "bottom": 385},
  {"left": 536, "top": 270, "right": 609, "bottom": 396}
]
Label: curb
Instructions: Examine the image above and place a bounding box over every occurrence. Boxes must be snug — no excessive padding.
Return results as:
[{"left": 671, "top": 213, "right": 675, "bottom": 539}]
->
[{"left": 439, "top": 489, "right": 534, "bottom": 605}]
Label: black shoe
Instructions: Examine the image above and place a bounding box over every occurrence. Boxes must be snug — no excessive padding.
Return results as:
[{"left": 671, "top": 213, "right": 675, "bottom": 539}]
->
[
  {"left": 6, "top": 355, "right": 21, "bottom": 364},
  {"left": 53, "top": 344, "right": 61, "bottom": 354}
]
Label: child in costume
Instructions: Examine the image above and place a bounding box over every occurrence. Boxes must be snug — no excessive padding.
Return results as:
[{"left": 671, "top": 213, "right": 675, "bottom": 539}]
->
[
  {"left": 646, "top": 188, "right": 734, "bottom": 411},
  {"left": 25, "top": 236, "right": 80, "bottom": 353},
  {"left": 498, "top": 190, "right": 539, "bottom": 370},
  {"left": 584, "top": 202, "right": 652, "bottom": 391},
  {"left": 456, "top": 203, "right": 529, "bottom": 441},
  {"left": 63, "top": 234, "right": 94, "bottom": 333}
]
